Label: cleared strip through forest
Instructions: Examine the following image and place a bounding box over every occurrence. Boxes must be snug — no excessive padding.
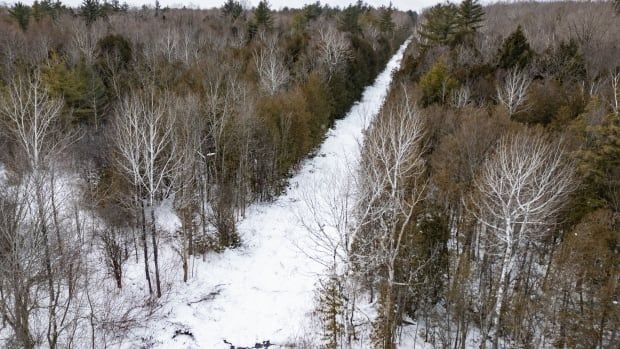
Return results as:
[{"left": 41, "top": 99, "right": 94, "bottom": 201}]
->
[{"left": 145, "top": 37, "right": 413, "bottom": 349}]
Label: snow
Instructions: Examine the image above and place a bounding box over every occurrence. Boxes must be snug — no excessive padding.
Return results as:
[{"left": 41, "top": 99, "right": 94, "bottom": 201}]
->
[{"left": 136, "top": 38, "right": 412, "bottom": 349}]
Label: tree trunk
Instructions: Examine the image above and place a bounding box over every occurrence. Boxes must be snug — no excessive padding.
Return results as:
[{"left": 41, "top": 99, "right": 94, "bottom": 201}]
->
[
  {"left": 36, "top": 183, "right": 58, "bottom": 349},
  {"left": 490, "top": 242, "right": 514, "bottom": 348},
  {"left": 151, "top": 206, "right": 162, "bottom": 298},
  {"left": 182, "top": 215, "right": 189, "bottom": 283},
  {"left": 141, "top": 202, "right": 152, "bottom": 295},
  {"left": 199, "top": 172, "right": 208, "bottom": 262},
  {"left": 14, "top": 287, "right": 34, "bottom": 349}
]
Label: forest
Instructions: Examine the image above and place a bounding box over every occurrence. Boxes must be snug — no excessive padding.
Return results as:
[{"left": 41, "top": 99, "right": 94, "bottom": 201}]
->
[{"left": 0, "top": 0, "right": 618, "bottom": 349}]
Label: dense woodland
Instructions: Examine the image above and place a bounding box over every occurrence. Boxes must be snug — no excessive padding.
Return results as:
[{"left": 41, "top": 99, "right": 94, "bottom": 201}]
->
[
  {"left": 320, "top": 0, "right": 618, "bottom": 348},
  {"left": 0, "top": 0, "right": 618, "bottom": 349},
  {"left": 0, "top": 1, "right": 411, "bottom": 347}
]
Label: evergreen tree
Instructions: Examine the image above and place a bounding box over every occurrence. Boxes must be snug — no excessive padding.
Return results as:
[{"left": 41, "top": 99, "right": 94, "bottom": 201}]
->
[
  {"left": 379, "top": 5, "right": 395, "bottom": 34},
  {"left": 42, "top": 54, "right": 108, "bottom": 125},
  {"left": 81, "top": 0, "right": 102, "bottom": 27},
  {"left": 417, "top": 3, "right": 459, "bottom": 48},
  {"left": 577, "top": 110, "right": 620, "bottom": 211},
  {"left": 32, "top": 0, "right": 65, "bottom": 21},
  {"left": 9, "top": 2, "right": 31, "bottom": 31},
  {"left": 497, "top": 25, "right": 533, "bottom": 69},
  {"left": 316, "top": 273, "right": 345, "bottom": 348},
  {"left": 32, "top": 1, "right": 46, "bottom": 21},
  {"left": 339, "top": 2, "right": 364, "bottom": 34},
  {"left": 457, "top": 0, "right": 484, "bottom": 34},
  {"left": 302, "top": 1, "right": 322, "bottom": 21},
  {"left": 247, "top": 21, "right": 258, "bottom": 39},
  {"left": 419, "top": 59, "right": 459, "bottom": 106},
  {"left": 222, "top": 0, "right": 243, "bottom": 20},
  {"left": 154, "top": 0, "right": 161, "bottom": 17},
  {"left": 254, "top": 0, "right": 272, "bottom": 28}
]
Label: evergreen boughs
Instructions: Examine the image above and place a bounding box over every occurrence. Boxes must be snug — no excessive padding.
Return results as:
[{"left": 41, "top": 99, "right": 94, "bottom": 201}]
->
[
  {"left": 222, "top": 0, "right": 243, "bottom": 20},
  {"left": 316, "top": 273, "right": 345, "bottom": 348},
  {"left": 80, "top": 0, "right": 103, "bottom": 27},
  {"left": 406, "top": 209, "right": 449, "bottom": 313},
  {"left": 303, "top": 2, "right": 322, "bottom": 21},
  {"left": 497, "top": 25, "right": 533, "bottom": 69},
  {"left": 576, "top": 108, "right": 620, "bottom": 212},
  {"left": 417, "top": 3, "right": 459, "bottom": 48},
  {"left": 457, "top": 0, "right": 484, "bottom": 34},
  {"left": 418, "top": 0, "right": 485, "bottom": 48},
  {"left": 42, "top": 54, "right": 108, "bottom": 125},
  {"left": 32, "top": 0, "right": 64, "bottom": 22},
  {"left": 9, "top": 2, "right": 31, "bottom": 31},
  {"left": 419, "top": 59, "right": 458, "bottom": 106},
  {"left": 339, "top": 2, "right": 365, "bottom": 34},
  {"left": 379, "top": 5, "right": 395, "bottom": 34},
  {"left": 254, "top": 0, "right": 272, "bottom": 29}
]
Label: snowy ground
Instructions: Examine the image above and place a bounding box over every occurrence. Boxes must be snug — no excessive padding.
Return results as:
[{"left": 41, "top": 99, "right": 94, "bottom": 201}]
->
[{"left": 135, "top": 39, "right": 413, "bottom": 349}]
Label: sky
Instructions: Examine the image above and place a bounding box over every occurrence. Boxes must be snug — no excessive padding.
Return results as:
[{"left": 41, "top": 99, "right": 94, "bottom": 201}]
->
[{"left": 9, "top": 0, "right": 444, "bottom": 12}]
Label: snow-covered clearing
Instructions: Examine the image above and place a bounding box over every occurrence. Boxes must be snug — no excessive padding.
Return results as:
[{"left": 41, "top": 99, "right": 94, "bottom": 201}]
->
[{"left": 137, "top": 39, "right": 412, "bottom": 349}]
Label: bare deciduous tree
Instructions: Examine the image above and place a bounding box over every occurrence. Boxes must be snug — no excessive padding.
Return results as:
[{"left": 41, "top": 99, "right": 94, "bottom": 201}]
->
[
  {"left": 0, "top": 70, "right": 85, "bottom": 349},
  {"left": 112, "top": 88, "right": 181, "bottom": 298},
  {"left": 496, "top": 68, "right": 532, "bottom": 116},
  {"left": 317, "top": 24, "right": 351, "bottom": 79},
  {"left": 470, "top": 129, "right": 576, "bottom": 347},
  {"left": 254, "top": 37, "right": 290, "bottom": 95},
  {"left": 451, "top": 84, "right": 472, "bottom": 108},
  {"left": 355, "top": 91, "right": 427, "bottom": 348},
  {"left": 0, "top": 71, "right": 68, "bottom": 172},
  {"left": 0, "top": 180, "right": 42, "bottom": 349},
  {"left": 171, "top": 93, "right": 202, "bottom": 282}
]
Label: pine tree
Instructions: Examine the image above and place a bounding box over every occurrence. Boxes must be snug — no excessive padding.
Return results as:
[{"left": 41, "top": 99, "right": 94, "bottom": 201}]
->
[
  {"left": 254, "top": 0, "right": 272, "bottom": 28},
  {"left": 222, "top": 0, "right": 243, "bottom": 20},
  {"left": 497, "top": 25, "right": 533, "bottom": 69},
  {"left": 316, "top": 273, "right": 345, "bottom": 348},
  {"left": 379, "top": 5, "right": 395, "bottom": 34},
  {"left": 31, "top": 0, "right": 64, "bottom": 21},
  {"left": 577, "top": 109, "right": 620, "bottom": 212},
  {"left": 32, "top": 1, "right": 45, "bottom": 21},
  {"left": 417, "top": 3, "right": 459, "bottom": 48},
  {"left": 457, "top": 0, "right": 484, "bottom": 34},
  {"left": 80, "top": 0, "right": 102, "bottom": 27},
  {"left": 339, "top": 2, "right": 364, "bottom": 34},
  {"left": 9, "top": 2, "right": 31, "bottom": 32},
  {"left": 302, "top": 1, "right": 322, "bottom": 21},
  {"left": 42, "top": 55, "right": 107, "bottom": 125},
  {"left": 247, "top": 21, "right": 258, "bottom": 40},
  {"left": 419, "top": 59, "right": 459, "bottom": 106}
]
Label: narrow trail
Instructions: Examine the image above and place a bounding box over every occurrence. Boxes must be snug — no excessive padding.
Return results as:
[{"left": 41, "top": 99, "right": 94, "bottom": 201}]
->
[{"left": 150, "top": 38, "right": 412, "bottom": 349}]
